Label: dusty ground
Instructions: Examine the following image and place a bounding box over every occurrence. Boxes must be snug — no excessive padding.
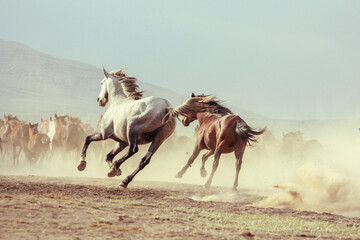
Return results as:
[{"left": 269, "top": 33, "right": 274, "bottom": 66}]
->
[{"left": 1, "top": 175, "right": 360, "bottom": 240}]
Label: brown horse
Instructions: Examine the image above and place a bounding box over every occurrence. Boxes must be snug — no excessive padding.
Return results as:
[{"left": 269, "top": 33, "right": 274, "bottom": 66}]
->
[
  {"left": 28, "top": 123, "right": 50, "bottom": 162},
  {"left": 53, "top": 114, "right": 87, "bottom": 154},
  {"left": 164, "top": 94, "right": 266, "bottom": 191},
  {"left": 0, "top": 115, "right": 18, "bottom": 160},
  {"left": 2, "top": 115, "right": 33, "bottom": 165}
]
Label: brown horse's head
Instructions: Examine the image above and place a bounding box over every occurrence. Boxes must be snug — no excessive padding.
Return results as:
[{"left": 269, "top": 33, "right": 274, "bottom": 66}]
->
[
  {"left": 181, "top": 93, "right": 233, "bottom": 126},
  {"left": 163, "top": 93, "right": 233, "bottom": 125},
  {"left": 54, "top": 114, "right": 68, "bottom": 126},
  {"left": 182, "top": 112, "right": 198, "bottom": 126},
  {"left": 180, "top": 93, "right": 199, "bottom": 126},
  {"left": 29, "top": 123, "right": 39, "bottom": 137}
]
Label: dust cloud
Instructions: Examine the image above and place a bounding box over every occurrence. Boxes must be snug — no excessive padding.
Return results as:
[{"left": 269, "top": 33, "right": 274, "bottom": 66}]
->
[
  {"left": 1, "top": 116, "right": 360, "bottom": 217},
  {"left": 181, "top": 124, "right": 360, "bottom": 217}
]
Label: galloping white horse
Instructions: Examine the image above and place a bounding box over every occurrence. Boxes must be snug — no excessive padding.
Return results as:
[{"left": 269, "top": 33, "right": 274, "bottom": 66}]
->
[{"left": 78, "top": 67, "right": 176, "bottom": 188}]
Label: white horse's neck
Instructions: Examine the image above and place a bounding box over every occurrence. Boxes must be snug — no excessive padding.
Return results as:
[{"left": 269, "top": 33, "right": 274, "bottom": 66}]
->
[{"left": 107, "top": 78, "right": 127, "bottom": 105}]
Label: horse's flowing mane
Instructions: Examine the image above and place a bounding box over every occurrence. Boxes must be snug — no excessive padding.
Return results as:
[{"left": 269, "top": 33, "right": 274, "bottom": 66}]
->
[
  {"left": 163, "top": 95, "right": 233, "bottom": 123},
  {"left": 110, "top": 69, "right": 143, "bottom": 100}
]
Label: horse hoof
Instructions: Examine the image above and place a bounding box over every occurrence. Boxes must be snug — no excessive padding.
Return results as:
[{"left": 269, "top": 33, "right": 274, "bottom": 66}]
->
[
  {"left": 116, "top": 168, "right": 122, "bottom": 176},
  {"left": 107, "top": 168, "right": 118, "bottom": 178},
  {"left": 175, "top": 173, "right": 183, "bottom": 178},
  {"left": 200, "top": 170, "right": 207, "bottom": 178},
  {"left": 77, "top": 160, "right": 87, "bottom": 171},
  {"left": 120, "top": 182, "right": 128, "bottom": 189},
  {"left": 204, "top": 184, "right": 211, "bottom": 189}
]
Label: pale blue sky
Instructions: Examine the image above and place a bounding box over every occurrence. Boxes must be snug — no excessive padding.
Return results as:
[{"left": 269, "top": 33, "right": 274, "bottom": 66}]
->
[{"left": 1, "top": 0, "right": 359, "bottom": 120}]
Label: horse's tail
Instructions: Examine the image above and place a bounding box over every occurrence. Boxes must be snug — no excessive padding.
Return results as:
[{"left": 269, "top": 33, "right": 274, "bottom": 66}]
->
[
  {"left": 235, "top": 121, "right": 266, "bottom": 146},
  {"left": 162, "top": 107, "right": 179, "bottom": 124}
]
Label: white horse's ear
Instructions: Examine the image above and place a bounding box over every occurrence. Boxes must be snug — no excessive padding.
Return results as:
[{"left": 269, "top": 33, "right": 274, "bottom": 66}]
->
[{"left": 103, "top": 66, "right": 110, "bottom": 78}]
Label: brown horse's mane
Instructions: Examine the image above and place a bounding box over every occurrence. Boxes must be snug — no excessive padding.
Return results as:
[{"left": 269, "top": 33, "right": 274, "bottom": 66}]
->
[
  {"left": 175, "top": 95, "right": 233, "bottom": 118},
  {"left": 110, "top": 69, "right": 143, "bottom": 100}
]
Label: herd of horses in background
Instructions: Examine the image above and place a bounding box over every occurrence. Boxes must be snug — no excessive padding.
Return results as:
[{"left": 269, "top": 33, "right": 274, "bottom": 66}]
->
[
  {"left": 0, "top": 113, "right": 105, "bottom": 166},
  {"left": 0, "top": 67, "right": 323, "bottom": 190}
]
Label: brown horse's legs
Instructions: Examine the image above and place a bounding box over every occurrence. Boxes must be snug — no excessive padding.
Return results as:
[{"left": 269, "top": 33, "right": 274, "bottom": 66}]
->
[
  {"left": 233, "top": 152, "right": 244, "bottom": 191},
  {"left": 176, "top": 147, "right": 201, "bottom": 178},
  {"left": 78, "top": 132, "right": 103, "bottom": 171},
  {"left": 233, "top": 144, "right": 246, "bottom": 191},
  {"left": 204, "top": 150, "right": 222, "bottom": 188},
  {"left": 200, "top": 151, "right": 213, "bottom": 178}
]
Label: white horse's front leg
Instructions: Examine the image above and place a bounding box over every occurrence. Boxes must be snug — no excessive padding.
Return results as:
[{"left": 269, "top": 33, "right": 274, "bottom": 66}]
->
[{"left": 78, "top": 132, "right": 103, "bottom": 171}]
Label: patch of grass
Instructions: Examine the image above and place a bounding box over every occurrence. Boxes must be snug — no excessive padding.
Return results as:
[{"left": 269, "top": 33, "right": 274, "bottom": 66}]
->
[
  {"left": 171, "top": 206, "right": 360, "bottom": 238},
  {"left": 102, "top": 197, "right": 360, "bottom": 239}
]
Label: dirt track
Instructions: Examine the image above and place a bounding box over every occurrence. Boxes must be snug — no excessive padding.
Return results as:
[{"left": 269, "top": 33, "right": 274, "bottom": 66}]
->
[{"left": 1, "top": 175, "right": 360, "bottom": 240}]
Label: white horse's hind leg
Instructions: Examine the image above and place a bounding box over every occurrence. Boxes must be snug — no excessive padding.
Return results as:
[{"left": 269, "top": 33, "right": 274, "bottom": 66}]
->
[
  {"left": 120, "top": 141, "right": 159, "bottom": 188},
  {"left": 105, "top": 141, "right": 128, "bottom": 177},
  {"left": 107, "top": 141, "right": 138, "bottom": 177},
  {"left": 108, "top": 130, "right": 139, "bottom": 177},
  {"left": 120, "top": 121, "right": 176, "bottom": 188}
]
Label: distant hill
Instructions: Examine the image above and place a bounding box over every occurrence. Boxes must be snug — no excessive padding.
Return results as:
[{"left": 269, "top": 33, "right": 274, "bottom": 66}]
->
[
  {"left": 0, "top": 39, "right": 261, "bottom": 128},
  {"left": 1, "top": 39, "right": 359, "bottom": 141}
]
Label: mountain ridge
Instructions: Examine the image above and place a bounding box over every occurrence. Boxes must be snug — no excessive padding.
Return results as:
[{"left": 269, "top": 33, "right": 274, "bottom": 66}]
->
[
  {"left": 0, "top": 39, "right": 262, "bottom": 127},
  {"left": 1, "top": 39, "right": 358, "bottom": 140}
]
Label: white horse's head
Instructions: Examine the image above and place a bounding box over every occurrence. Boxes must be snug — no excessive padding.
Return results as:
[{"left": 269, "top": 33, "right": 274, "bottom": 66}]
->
[
  {"left": 97, "top": 67, "right": 112, "bottom": 107},
  {"left": 98, "top": 67, "right": 143, "bottom": 107}
]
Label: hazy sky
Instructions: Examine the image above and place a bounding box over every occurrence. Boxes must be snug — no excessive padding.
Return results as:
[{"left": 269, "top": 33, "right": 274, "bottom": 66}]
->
[{"left": 1, "top": 0, "right": 359, "bottom": 120}]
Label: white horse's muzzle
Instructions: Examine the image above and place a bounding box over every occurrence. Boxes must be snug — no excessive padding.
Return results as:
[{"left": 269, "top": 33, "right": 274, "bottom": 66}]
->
[{"left": 97, "top": 98, "right": 107, "bottom": 107}]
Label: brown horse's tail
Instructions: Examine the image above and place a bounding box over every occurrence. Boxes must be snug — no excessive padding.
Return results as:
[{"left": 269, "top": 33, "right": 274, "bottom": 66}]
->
[{"left": 235, "top": 122, "right": 266, "bottom": 146}]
